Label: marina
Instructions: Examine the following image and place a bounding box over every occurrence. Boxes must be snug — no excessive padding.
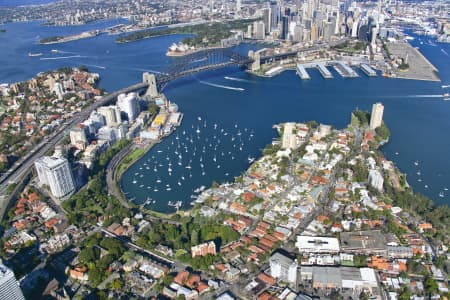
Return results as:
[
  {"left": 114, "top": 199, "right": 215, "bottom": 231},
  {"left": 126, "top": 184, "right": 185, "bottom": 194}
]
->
[{"left": 121, "top": 115, "right": 258, "bottom": 212}]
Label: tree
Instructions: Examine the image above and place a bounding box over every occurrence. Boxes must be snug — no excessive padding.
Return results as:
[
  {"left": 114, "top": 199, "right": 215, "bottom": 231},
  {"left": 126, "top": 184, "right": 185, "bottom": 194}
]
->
[
  {"left": 78, "top": 65, "right": 89, "bottom": 72},
  {"left": 424, "top": 276, "right": 438, "bottom": 295},
  {"left": 89, "top": 267, "right": 107, "bottom": 287},
  {"left": 100, "top": 238, "right": 125, "bottom": 258},
  {"left": 111, "top": 278, "right": 124, "bottom": 290},
  {"left": 307, "top": 120, "right": 318, "bottom": 129},
  {"left": 375, "top": 123, "right": 390, "bottom": 140},
  {"left": 190, "top": 229, "right": 199, "bottom": 246},
  {"left": 352, "top": 110, "right": 370, "bottom": 126},
  {"left": 148, "top": 103, "right": 159, "bottom": 116},
  {"left": 78, "top": 247, "right": 100, "bottom": 264},
  {"left": 359, "top": 291, "right": 370, "bottom": 300},
  {"left": 353, "top": 255, "right": 368, "bottom": 267},
  {"left": 398, "top": 285, "right": 412, "bottom": 300}
]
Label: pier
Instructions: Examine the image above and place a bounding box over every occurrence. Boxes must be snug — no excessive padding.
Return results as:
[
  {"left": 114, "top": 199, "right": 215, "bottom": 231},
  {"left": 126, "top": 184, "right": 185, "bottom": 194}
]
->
[
  {"left": 316, "top": 62, "right": 333, "bottom": 79},
  {"left": 331, "top": 61, "right": 359, "bottom": 78},
  {"left": 360, "top": 63, "right": 377, "bottom": 76},
  {"left": 295, "top": 61, "right": 379, "bottom": 82},
  {"left": 296, "top": 64, "right": 311, "bottom": 80}
]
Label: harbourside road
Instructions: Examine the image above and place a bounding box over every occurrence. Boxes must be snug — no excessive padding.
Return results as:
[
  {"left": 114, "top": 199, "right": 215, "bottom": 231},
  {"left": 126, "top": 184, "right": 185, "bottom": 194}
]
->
[
  {"left": 0, "top": 82, "right": 149, "bottom": 219},
  {"left": 106, "top": 143, "right": 135, "bottom": 209},
  {"left": 105, "top": 141, "right": 183, "bottom": 226}
]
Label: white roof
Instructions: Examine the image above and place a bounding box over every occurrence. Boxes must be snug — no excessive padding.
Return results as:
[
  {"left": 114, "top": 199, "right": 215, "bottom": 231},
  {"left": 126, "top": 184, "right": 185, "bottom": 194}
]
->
[
  {"left": 296, "top": 235, "right": 340, "bottom": 253},
  {"left": 216, "top": 292, "right": 236, "bottom": 300},
  {"left": 36, "top": 156, "right": 67, "bottom": 169}
]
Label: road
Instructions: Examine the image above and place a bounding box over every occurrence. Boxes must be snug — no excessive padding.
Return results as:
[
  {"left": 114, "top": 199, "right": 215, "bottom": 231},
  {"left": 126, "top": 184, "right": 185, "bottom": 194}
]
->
[
  {"left": 105, "top": 143, "right": 134, "bottom": 209},
  {"left": 100, "top": 228, "right": 174, "bottom": 266},
  {"left": 0, "top": 82, "right": 148, "bottom": 219}
]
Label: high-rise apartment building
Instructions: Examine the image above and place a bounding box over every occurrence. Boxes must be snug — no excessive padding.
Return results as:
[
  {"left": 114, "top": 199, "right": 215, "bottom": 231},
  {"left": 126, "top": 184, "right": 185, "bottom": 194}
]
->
[
  {"left": 370, "top": 102, "right": 384, "bottom": 130},
  {"left": 0, "top": 263, "right": 25, "bottom": 300},
  {"left": 117, "top": 93, "right": 140, "bottom": 123},
  {"left": 98, "top": 105, "right": 122, "bottom": 126},
  {"left": 35, "top": 156, "right": 75, "bottom": 199},
  {"left": 269, "top": 252, "right": 298, "bottom": 284}
]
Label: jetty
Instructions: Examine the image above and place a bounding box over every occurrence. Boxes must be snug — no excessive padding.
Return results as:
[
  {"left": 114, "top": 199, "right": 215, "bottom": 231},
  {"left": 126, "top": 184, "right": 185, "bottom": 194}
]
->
[
  {"left": 360, "top": 64, "right": 377, "bottom": 76},
  {"left": 296, "top": 64, "right": 311, "bottom": 80}
]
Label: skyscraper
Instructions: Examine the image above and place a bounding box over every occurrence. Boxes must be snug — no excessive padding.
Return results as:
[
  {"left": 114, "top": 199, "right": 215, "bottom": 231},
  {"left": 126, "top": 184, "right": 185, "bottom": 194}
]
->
[
  {"left": 117, "top": 92, "right": 140, "bottom": 123},
  {"left": 292, "top": 24, "right": 304, "bottom": 42},
  {"left": 270, "top": 1, "right": 280, "bottom": 32},
  {"left": 236, "top": 0, "right": 242, "bottom": 13},
  {"left": 370, "top": 102, "right": 384, "bottom": 130},
  {"left": 0, "top": 263, "right": 25, "bottom": 300},
  {"left": 35, "top": 156, "right": 76, "bottom": 199},
  {"left": 281, "top": 16, "right": 289, "bottom": 40},
  {"left": 254, "top": 21, "right": 266, "bottom": 39},
  {"left": 262, "top": 7, "right": 271, "bottom": 34},
  {"left": 311, "top": 23, "right": 318, "bottom": 41}
]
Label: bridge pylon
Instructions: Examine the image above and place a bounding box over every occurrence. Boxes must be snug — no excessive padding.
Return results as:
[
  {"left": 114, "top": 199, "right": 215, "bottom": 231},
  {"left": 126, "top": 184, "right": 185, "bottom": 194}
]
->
[
  {"left": 248, "top": 50, "right": 261, "bottom": 72},
  {"left": 143, "top": 72, "right": 159, "bottom": 98}
]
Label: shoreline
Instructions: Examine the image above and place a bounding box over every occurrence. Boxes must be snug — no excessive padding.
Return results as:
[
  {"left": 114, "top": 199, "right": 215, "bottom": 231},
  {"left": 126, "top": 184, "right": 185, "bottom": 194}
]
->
[
  {"left": 249, "top": 62, "right": 441, "bottom": 82},
  {"left": 112, "top": 96, "right": 183, "bottom": 216}
]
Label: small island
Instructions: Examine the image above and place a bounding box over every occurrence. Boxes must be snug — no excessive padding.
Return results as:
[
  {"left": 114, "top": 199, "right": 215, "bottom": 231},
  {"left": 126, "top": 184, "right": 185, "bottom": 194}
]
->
[{"left": 39, "top": 30, "right": 100, "bottom": 44}]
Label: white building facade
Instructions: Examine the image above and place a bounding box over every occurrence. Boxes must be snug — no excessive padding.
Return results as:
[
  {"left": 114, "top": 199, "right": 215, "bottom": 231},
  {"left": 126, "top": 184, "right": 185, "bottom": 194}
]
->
[{"left": 35, "top": 156, "right": 76, "bottom": 199}]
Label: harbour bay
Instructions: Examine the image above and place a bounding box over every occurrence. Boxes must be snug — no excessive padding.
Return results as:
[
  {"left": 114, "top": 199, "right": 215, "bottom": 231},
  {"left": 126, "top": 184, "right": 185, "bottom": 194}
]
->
[{"left": 0, "top": 20, "right": 449, "bottom": 212}]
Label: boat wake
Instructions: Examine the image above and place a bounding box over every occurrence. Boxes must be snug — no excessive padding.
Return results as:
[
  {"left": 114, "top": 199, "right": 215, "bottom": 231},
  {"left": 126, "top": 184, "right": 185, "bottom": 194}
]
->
[
  {"left": 407, "top": 94, "right": 443, "bottom": 98},
  {"left": 40, "top": 55, "right": 89, "bottom": 60},
  {"left": 52, "top": 50, "right": 77, "bottom": 54},
  {"left": 384, "top": 94, "right": 443, "bottom": 99},
  {"left": 224, "top": 76, "right": 257, "bottom": 84},
  {"left": 199, "top": 81, "right": 245, "bottom": 91},
  {"left": 82, "top": 64, "right": 106, "bottom": 70},
  {"left": 441, "top": 49, "right": 449, "bottom": 57}
]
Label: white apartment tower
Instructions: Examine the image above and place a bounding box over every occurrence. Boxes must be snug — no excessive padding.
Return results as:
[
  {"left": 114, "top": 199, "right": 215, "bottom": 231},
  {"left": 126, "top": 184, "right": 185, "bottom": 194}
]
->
[
  {"left": 269, "top": 252, "right": 298, "bottom": 284},
  {"left": 98, "top": 105, "right": 122, "bottom": 126},
  {"left": 0, "top": 262, "right": 25, "bottom": 300},
  {"left": 69, "top": 126, "right": 88, "bottom": 148},
  {"left": 118, "top": 92, "right": 140, "bottom": 123},
  {"left": 370, "top": 102, "right": 384, "bottom": 130},
  {"left": 35, "top": 156, "right": 75, "bottom": 199}
]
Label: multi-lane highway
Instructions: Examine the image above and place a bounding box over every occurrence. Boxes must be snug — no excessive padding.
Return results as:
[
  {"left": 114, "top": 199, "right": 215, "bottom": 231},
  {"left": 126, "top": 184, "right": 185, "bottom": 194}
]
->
[{"left": 0, "top": 82, "right": 148, "bottom": 218}]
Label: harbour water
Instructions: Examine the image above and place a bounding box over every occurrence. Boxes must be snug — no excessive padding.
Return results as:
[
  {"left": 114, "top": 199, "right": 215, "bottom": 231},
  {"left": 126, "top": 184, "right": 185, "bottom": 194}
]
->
[{"left": 0, "top": 20, "right": 449, "bottom": 212}]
